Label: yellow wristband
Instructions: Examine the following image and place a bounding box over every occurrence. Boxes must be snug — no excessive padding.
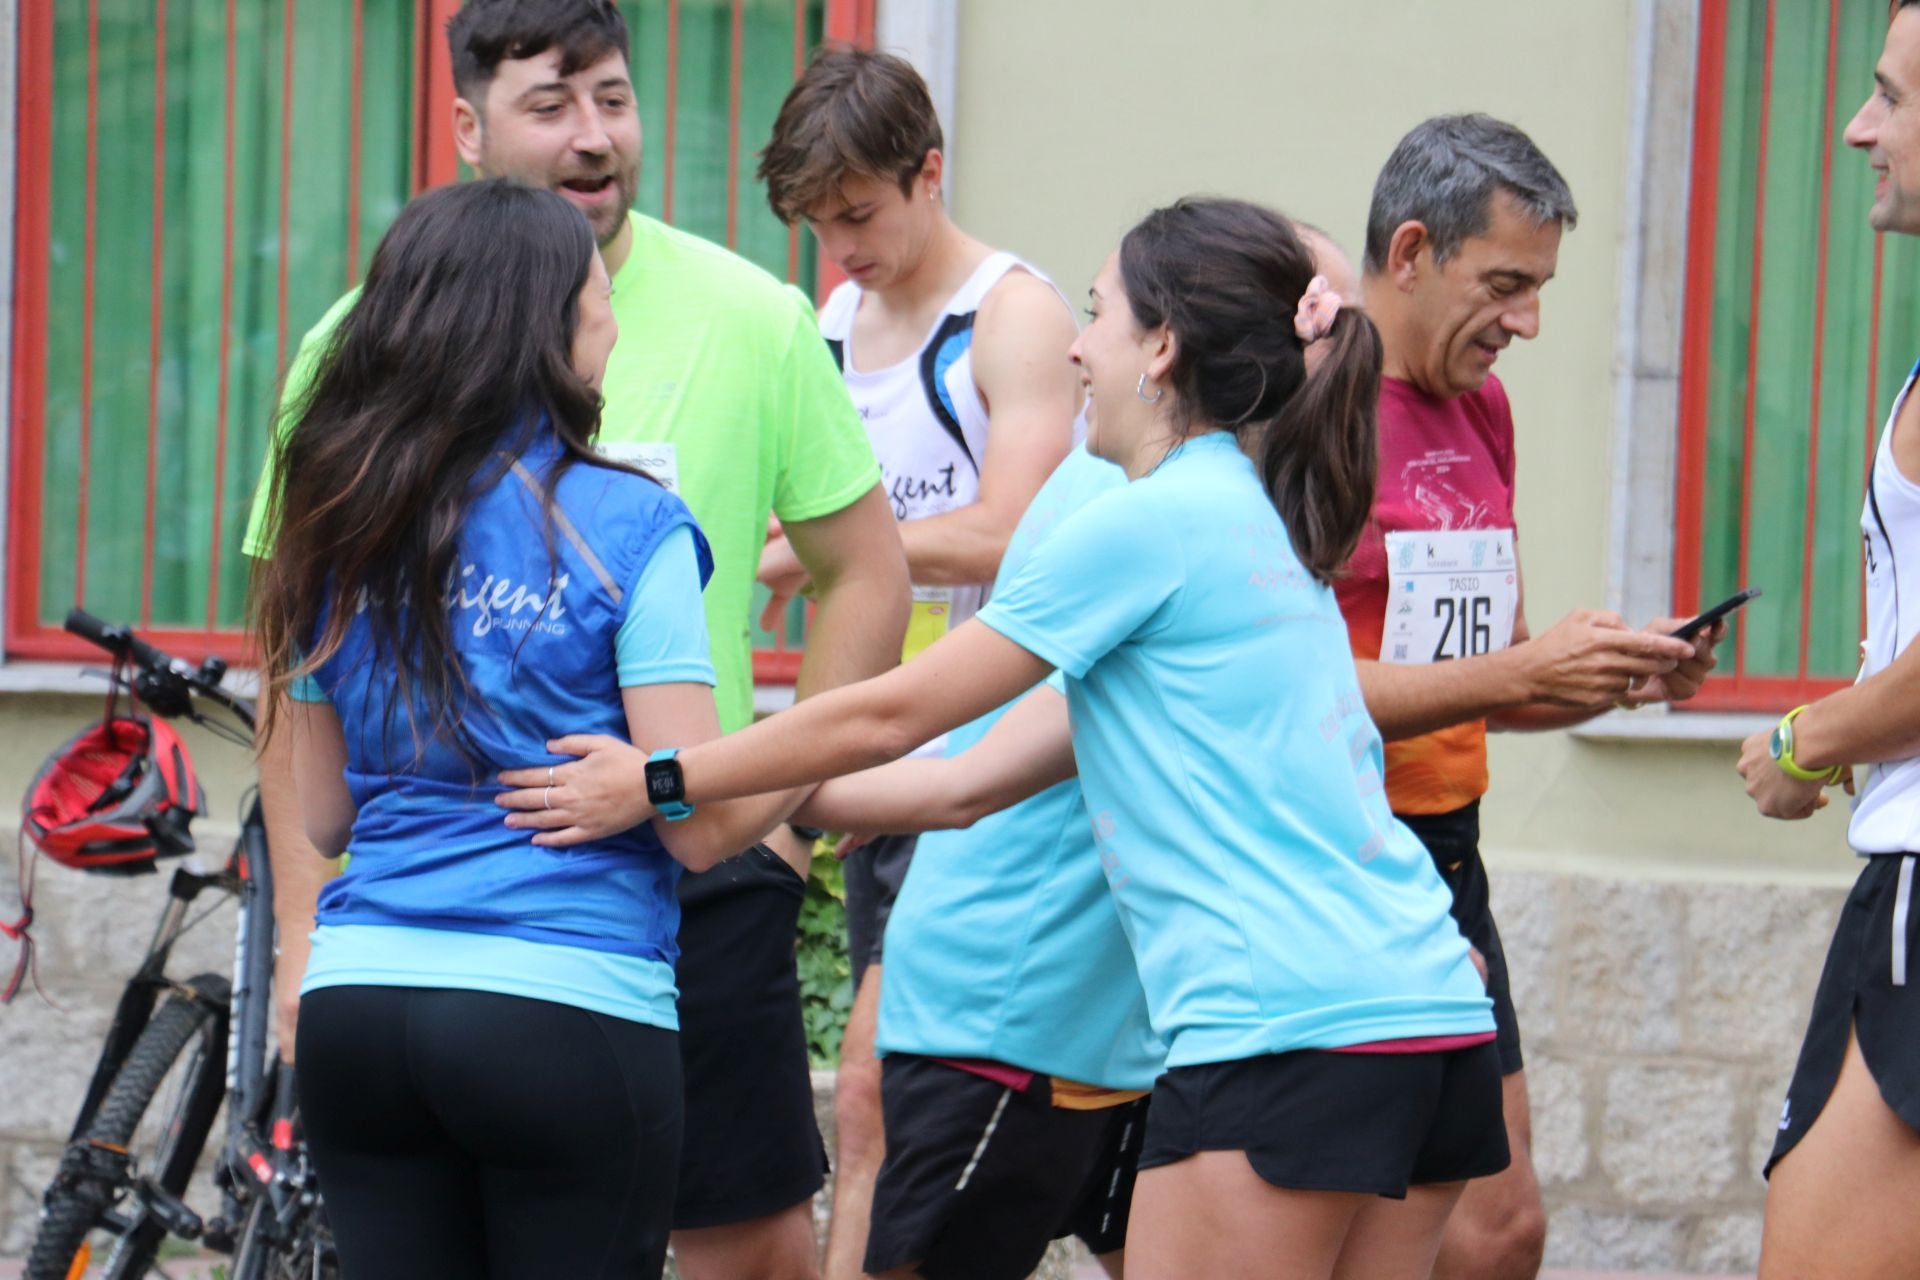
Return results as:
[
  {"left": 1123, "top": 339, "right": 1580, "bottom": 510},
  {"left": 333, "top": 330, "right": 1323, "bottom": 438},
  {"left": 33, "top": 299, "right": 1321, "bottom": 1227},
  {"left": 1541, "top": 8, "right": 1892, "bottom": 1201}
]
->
[{"left": 1771, "top": 706, "right": 1843, "bottom": 784}]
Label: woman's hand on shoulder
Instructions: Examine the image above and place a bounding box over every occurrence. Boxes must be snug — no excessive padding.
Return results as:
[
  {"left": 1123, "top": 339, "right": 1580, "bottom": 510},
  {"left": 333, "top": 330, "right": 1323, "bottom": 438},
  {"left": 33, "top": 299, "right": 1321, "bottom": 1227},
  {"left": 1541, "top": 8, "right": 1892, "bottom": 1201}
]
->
[{"left": 497, "top": 736, "right": 656, "bottom": 846}]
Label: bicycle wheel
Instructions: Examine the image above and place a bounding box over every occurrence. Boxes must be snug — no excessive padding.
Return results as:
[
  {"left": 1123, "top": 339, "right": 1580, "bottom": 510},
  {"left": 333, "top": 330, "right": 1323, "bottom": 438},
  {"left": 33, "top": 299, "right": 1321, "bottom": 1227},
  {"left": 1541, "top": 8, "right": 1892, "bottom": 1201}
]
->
[{"left": 23, "top": 974, "right": 230, "bottom": 1280}]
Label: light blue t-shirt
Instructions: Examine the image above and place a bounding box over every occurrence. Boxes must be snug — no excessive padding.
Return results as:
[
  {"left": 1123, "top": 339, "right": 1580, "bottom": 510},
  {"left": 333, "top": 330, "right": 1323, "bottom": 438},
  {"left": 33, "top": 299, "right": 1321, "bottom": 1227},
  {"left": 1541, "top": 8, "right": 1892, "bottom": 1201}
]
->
[
  {"left": 978, "top": 432, "right": 1492, "bottom": 1068},
  {"left": 298, "top": 502, "right": 715, "bottom": 1031},
  {"left": 877, "top": 448, "right": 1166, "bottom": 1089}
]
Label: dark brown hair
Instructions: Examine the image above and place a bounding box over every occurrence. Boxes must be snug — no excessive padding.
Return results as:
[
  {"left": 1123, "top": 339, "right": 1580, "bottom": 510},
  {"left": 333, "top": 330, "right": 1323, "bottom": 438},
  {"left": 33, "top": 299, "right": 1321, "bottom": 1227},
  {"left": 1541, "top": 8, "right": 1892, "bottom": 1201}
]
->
[
  {"left": 249, "top": 180, "right": 625, "bottom": 756},
  {"left": 758, "top": 45, "right": 943, "bottom": 224},
  {"left": 1118, "top": 198, "right": 1381, "bottom": 583},
  {"left": 447, "top": 0, "right": 629, "bottom": 103}
]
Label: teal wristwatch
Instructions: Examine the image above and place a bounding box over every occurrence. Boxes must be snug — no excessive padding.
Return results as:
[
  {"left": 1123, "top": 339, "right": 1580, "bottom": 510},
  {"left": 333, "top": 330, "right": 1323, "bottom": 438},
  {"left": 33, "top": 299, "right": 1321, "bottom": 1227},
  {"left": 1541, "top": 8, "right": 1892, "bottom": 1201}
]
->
[{"left": 644, "top": 748, "right": 694, "bottom": 821}]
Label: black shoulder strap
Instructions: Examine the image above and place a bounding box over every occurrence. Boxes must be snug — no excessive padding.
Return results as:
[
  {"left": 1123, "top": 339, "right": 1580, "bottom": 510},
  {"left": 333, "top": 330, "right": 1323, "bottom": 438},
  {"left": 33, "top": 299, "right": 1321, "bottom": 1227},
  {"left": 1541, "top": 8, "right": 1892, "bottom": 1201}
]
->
[
  {"left": 918, "top": 312, "right": 978, "bottom": 471},
  {"left": 1869, "top": 456, "right": 1901, "bottom": 643}
]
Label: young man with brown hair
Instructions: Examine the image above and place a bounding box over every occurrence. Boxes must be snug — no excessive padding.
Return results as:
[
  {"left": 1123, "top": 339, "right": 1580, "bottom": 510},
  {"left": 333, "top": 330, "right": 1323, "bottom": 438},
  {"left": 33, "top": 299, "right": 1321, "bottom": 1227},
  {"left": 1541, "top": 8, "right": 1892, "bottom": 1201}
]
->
[
  {"left": 757, "top": 45, "right": 1083, "bottom": 1279},
  {"left": 246, "top": 5, "right": 909, "bottom": 1278}
]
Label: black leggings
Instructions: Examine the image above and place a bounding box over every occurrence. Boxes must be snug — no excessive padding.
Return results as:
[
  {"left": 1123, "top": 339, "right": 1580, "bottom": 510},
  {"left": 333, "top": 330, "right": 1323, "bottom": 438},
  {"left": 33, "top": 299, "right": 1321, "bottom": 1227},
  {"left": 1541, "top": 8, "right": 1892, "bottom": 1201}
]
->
[{"left": 297, "top": 986, "right": 683, "bottom": 1279}]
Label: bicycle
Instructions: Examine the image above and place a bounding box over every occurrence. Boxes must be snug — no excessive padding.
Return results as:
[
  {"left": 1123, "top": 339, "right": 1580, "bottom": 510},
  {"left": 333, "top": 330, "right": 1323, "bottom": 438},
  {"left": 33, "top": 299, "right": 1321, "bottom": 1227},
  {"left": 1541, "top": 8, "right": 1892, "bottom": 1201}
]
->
[{"left": 18, "top": 609, "right": 334, "bottom": 1280}]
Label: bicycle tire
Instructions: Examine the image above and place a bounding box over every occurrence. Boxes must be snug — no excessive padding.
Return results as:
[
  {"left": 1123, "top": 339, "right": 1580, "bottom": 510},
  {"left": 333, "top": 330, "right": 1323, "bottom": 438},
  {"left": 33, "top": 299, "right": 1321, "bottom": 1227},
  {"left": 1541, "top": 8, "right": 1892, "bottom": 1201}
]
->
[{"left": 22, "top": 975, "right": 230, "bottom": 1280}]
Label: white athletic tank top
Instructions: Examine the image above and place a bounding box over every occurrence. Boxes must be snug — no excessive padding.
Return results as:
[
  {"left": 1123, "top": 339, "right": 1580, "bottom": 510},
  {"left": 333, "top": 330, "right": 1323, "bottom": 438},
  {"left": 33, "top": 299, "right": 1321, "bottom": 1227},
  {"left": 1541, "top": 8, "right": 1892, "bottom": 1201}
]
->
[
  {"left": 820, "top": 251, "right": 1073, "bottom": 757},
  {"left": 1851, "top": 360, "right": 1920, "bottom": 855},
  {"left": 819, "top": 251, "right": 1072, "bottom": 640}
]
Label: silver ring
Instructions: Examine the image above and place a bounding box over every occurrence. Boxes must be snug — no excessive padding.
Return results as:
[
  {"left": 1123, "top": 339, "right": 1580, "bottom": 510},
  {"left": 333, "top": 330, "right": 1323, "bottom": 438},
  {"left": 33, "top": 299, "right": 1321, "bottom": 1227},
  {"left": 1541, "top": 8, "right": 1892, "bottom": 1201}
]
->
[
  {"left": 547, "top": 764, "right": 556, "bottom": 788},
  {"left": 543, "top": 786, "right": 554, "bottom": 810}
]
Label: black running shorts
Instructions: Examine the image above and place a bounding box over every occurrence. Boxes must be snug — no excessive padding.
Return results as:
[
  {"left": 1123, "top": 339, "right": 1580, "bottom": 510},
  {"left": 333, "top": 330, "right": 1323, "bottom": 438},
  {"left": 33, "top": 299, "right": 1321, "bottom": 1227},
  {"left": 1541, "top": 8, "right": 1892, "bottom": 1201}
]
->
[
  {"left": 863, "top": 1055, "right": 1146, "bottom": 1279},
  {"left": 1768, "top": 852, "right": 1920, "bottom": 1176},
  {"left": 672, "top": 844, "right": 829, "bottom": 1229},
  {"left": 1398, "top": 800, "right": 1525, "bottom": 1075},
  {"left": 844, "top": 832, "right": 918, "bottom": 988},
  {"left": 1139, "top": 1043, "right": 1510, "bottom": 1198},
  {"left": 1059, "top": 1090, "right": 1149, "bottom": 1256}
]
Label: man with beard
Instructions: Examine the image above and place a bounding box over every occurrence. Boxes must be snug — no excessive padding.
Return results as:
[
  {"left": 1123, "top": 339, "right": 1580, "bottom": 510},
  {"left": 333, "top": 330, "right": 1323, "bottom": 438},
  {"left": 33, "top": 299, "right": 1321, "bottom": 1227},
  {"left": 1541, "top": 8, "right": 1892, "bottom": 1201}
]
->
[{"left": 243, "top": 4, "right": 908, "bottom": 1277}]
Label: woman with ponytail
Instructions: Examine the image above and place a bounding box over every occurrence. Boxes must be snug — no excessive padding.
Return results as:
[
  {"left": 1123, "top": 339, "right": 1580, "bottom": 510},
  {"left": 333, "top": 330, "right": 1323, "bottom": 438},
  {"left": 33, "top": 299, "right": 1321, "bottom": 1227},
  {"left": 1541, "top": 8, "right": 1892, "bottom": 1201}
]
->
[
  {"left": 501, "top": 199, "right": 1506, "bottom": 1277},
  {"left": 249, "top": 178, "right": 805, "bottom": 1280}
]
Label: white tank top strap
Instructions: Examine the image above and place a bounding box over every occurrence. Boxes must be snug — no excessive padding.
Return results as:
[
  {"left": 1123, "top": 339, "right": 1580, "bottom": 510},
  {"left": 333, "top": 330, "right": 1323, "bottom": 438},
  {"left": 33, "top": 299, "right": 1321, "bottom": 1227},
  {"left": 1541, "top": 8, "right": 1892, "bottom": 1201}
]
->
[
  {"left": 945, "top": 251, "right": 1077, "bottom": 319},
  {"left": 816, "top": 279, "right": 860, "bottom": 342},
  {"left": 944, "top": 251, "right": 1028, "bottom": 315}
]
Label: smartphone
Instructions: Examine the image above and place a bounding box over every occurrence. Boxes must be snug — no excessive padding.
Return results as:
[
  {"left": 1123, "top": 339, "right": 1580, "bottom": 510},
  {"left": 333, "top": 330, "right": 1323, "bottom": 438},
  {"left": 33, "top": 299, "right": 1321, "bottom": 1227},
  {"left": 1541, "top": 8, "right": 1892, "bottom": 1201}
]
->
[{"left": 1670, "top": 586, "right": 1761, "bottom": 640}]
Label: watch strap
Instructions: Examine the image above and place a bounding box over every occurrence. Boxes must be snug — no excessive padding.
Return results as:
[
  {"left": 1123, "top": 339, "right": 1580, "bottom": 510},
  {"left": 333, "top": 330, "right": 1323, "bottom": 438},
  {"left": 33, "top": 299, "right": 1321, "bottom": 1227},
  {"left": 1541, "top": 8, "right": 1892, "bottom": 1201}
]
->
[
  {"left": 1773, "top": 707, "right": 1842, "bottom": 784},
  {"left": 646, "top": 748, "right": 695, "bottom": 821}
]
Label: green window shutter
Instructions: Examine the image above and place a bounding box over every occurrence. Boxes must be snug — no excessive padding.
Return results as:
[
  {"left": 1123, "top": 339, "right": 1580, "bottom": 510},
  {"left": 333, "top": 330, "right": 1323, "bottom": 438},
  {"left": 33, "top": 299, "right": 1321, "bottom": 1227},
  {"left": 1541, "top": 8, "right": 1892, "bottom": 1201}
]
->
[
  {"left": 19, "top": 0, "right": 836, "bottom": 660},
  {"left": 1689, "top": 0, "right": 1920, "bottom": 690},
  {"left": 620, "top": 0, "right": 823, "bottom": 286},
  {"left": 27, "top": 0, "right": 417, "bottom": 642}
]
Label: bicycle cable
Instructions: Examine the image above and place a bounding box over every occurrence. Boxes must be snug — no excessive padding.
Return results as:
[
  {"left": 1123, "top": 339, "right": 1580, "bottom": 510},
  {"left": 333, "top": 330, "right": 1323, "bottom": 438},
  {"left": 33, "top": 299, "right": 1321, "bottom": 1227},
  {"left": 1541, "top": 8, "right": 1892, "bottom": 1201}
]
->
[{"left": 187, "top": 706, "right": 254, "bottom": 751}]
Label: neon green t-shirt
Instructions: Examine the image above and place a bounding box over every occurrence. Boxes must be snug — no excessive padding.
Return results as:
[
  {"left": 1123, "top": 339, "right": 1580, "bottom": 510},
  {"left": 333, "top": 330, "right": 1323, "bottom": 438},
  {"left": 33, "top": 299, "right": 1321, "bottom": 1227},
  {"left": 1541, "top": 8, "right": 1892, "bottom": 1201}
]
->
[{"left": 244, "top": 211, "right": 878, "bottom": 731}]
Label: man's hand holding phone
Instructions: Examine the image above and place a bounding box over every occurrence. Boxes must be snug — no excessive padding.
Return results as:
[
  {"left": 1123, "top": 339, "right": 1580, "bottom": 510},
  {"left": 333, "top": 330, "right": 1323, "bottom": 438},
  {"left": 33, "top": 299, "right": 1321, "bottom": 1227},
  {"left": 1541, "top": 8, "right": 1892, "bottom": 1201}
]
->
[
  {"left": 1515, "top": 609, "right": 1701, "bottom": 711},
  {"left": 1620, "top": 587, "right": 1753, "bottom": 706},
  {"left": 1622, "top": 618, "right": 1728, "bottom": 706}
]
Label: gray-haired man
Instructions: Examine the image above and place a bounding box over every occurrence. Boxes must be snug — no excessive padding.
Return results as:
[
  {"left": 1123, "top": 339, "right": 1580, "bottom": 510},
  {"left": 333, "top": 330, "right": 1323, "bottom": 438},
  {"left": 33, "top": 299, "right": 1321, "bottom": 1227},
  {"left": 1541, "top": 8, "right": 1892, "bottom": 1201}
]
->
[{"left": 1335, "top": 114, "right": 1719, "bottom": 1279}]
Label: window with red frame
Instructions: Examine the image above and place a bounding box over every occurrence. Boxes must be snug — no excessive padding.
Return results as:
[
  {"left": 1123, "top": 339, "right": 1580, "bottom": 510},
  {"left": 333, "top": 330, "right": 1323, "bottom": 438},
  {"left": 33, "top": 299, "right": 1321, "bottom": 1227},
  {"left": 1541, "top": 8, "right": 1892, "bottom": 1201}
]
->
[
  {"left": 8, "top": 0, "right": 869, "bottom": 684},
  {"left": 1675, "top": 0, "right": 1920, "bottom": 711}
]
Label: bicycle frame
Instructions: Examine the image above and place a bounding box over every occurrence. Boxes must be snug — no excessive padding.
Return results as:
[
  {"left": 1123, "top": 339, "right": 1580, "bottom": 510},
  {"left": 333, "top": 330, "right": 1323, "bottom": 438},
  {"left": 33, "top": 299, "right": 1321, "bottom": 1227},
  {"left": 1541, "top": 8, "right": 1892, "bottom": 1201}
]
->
[{"left": 216, "top": 800, "right": 310, "bottom": 1234}]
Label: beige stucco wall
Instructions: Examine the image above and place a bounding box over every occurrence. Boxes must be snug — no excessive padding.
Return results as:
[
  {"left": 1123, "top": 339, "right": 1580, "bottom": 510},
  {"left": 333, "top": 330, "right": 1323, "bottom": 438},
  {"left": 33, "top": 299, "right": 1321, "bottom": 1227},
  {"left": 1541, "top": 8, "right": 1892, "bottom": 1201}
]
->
[{"left": 949, "top": 0, "right": 1856, "bottom": 886}]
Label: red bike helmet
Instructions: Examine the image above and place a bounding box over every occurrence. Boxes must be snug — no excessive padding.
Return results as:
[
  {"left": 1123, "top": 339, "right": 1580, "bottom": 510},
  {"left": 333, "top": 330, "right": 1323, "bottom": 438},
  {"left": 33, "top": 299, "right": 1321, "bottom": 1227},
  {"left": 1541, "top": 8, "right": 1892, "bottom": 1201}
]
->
[{"left": 21, "top": 714, "right": 205, "bottom": 873}]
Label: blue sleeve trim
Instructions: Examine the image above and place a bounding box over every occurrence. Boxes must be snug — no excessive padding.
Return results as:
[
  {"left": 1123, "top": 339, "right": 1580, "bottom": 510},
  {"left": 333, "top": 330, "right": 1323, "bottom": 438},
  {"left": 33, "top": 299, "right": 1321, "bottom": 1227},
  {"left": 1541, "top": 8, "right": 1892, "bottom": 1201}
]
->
[{"left": 288, "top": 673, "right": 329, "bottom": 703}]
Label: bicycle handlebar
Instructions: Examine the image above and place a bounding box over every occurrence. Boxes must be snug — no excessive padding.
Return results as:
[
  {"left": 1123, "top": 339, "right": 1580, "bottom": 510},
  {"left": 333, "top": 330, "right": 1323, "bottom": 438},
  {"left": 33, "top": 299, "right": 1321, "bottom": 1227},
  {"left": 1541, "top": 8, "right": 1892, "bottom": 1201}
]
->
[
  {"left": 65, "top": 608, "right": 172, "bottom": 672},
  {"left": 64, "top": 608, "right": 254, "bottom": 731}
]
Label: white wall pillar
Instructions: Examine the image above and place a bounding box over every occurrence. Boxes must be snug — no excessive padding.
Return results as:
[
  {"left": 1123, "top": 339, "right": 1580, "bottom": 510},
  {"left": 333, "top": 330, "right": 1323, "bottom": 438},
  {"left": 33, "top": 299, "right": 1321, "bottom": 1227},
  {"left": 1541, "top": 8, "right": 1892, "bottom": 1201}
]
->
[{"left": 875, "top": 0, "right": 959, "bottom": 198}]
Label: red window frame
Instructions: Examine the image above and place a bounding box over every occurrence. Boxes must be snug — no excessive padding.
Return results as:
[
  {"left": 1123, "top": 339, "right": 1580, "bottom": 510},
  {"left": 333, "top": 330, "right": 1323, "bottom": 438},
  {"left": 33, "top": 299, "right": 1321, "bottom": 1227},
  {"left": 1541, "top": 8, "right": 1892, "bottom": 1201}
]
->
[
  {"left": 1672, "top": 0, "right": 1880, "bottom": 712},
  {"left": 8, "top": 0, "right": 873, "bottom": 683}
]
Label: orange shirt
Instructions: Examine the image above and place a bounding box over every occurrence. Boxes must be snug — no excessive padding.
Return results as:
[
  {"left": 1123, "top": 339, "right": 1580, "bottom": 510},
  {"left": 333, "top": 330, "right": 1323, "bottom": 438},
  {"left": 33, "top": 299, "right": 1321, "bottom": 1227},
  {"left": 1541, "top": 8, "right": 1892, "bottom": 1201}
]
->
[{"left": 1335, "top": 376, "right": 1518, "bottom": 816}]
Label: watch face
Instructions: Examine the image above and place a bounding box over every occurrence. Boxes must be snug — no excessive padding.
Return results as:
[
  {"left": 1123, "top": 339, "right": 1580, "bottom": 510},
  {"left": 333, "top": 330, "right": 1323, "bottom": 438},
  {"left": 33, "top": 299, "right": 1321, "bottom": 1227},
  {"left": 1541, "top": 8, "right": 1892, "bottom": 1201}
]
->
[
  {"left": 1769, "top": 728, "right": 1785, "bottom": 761},
  {"left": 646, "top": 761, "right": 681, "bottom": 803}
]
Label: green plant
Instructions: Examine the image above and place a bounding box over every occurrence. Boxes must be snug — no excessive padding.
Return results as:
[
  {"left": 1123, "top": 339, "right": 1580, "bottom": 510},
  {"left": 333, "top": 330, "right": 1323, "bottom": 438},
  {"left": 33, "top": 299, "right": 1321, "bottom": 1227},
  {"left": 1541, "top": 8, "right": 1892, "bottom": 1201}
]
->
[{"left": 797, "top": 853, "right": 853, "bottom": 1065}]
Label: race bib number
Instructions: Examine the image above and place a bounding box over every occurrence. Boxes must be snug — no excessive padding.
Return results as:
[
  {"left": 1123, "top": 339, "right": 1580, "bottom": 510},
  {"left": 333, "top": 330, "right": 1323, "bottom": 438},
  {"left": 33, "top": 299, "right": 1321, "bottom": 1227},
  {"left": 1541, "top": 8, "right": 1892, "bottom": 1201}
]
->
[
  {"left": 1381, "top": 529, "right": 1518, "bottom": 665},
  {"left": 597, "top": 441, "right": 680, "bottom": 495},
  {"left": 903, "top": 585, "right": 952, "bottom": 662}
]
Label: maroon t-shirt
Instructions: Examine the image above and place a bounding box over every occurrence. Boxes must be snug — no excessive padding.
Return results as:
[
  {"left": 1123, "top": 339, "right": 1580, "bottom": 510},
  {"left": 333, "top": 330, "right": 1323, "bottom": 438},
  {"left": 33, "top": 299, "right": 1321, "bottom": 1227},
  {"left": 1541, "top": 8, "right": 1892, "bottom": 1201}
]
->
[{"left": 1335, "top": 375, "right": 1519, "bottom": 815}]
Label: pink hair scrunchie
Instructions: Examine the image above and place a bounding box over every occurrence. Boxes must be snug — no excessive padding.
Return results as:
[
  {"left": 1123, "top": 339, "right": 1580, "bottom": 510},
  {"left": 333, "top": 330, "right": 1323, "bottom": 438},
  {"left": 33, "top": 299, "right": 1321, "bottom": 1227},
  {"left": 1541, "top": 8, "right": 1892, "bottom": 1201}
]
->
[{"left": 1294, "top": 275, "right": 1342, "bottom": 344}]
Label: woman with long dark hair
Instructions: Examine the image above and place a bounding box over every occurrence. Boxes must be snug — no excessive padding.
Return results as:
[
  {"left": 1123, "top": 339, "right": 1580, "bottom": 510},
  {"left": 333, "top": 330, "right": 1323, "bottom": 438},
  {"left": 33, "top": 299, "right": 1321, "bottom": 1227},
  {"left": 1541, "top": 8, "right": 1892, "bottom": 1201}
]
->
[
  {"left": 501, "top": 198, "right": 1507, "bottom": 1277},
  {"left": 249, "top": 178, "right": 801, "bottom": 1280}
]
